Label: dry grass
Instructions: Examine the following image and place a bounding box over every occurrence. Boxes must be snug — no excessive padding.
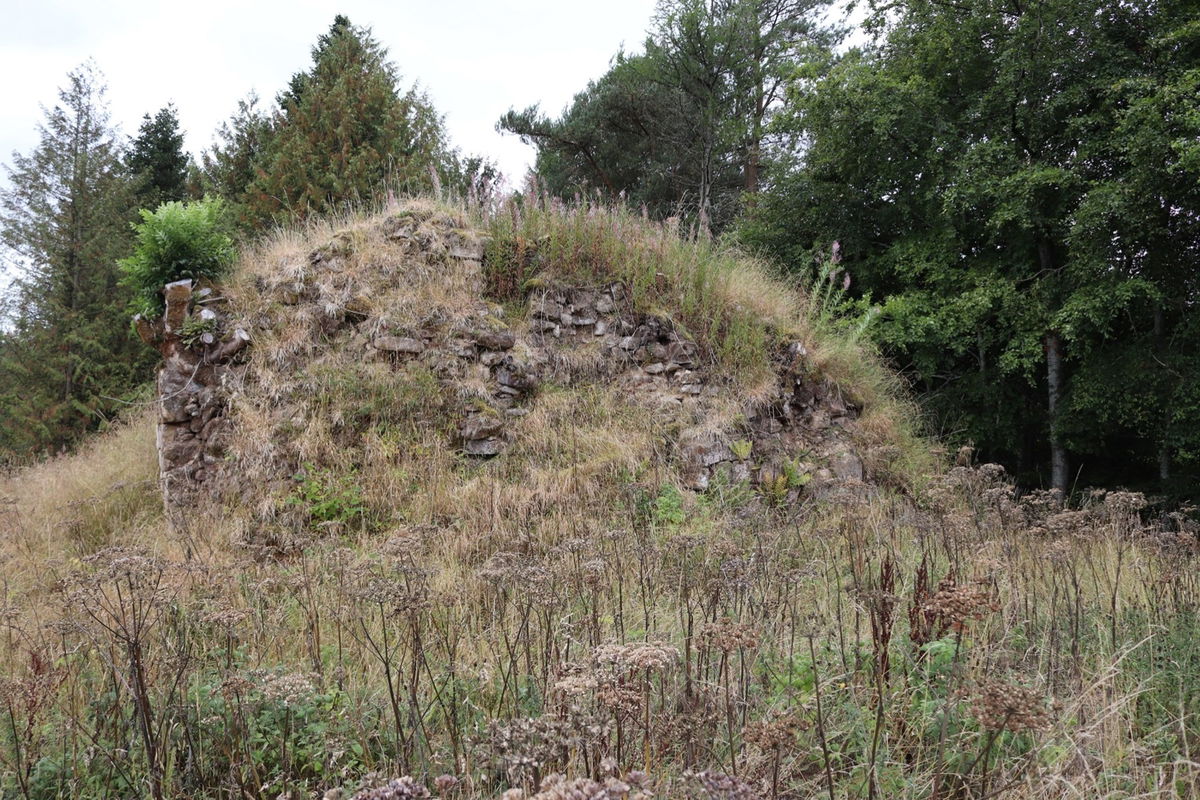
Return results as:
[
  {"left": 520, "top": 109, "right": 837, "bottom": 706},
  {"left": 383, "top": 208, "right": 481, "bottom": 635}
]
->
[
  {"left": 0, "top": 199, "right": 1195, "bottom": 800},
  {"left": 0, "top": 409, "right": 166, "bottom": 577}
]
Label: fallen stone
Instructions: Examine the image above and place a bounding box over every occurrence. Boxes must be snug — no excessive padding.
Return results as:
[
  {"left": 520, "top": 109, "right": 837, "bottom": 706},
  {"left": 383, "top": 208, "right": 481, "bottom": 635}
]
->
[
  {"left": 448, "top": 339, "right": 477, "bottom": 358},
  {"left": 375, "top": 336, "right": 425, "bottom": 355},
  {"left": 496, "top": 365, "right": 538, "bottom": 391},
  {"left": 461, "top": 415, "right": 505, "bottom": 441},
  {"left": 831, "top": 451, "right": 864, "bottom": 481},
  {"left": 681, "top": 436, "right": 734, "bottom": 469},
  {"left": 808, "top": 410, "right": 831, "bottom": 431},
  {"left": 531, "top": 298, "right": 563, "bottom": 319},
  {"left": 666, "top": 341, "right": 697, "bottom": 366},
  {"left": 448, "top": 237, "right": 484, "bottom": 261},
  {"left": 463, "top": 438, "right": 503, "bottom": 456},
  {"left": 474, "top": 328, "right": 516, "bottom": 350}
]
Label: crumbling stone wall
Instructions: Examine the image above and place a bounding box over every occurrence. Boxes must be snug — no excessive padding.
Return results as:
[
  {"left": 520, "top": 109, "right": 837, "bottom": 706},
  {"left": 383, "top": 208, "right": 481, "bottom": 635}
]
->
[{"left": 135, "top": 279, "right": 249, "bottom": 514}]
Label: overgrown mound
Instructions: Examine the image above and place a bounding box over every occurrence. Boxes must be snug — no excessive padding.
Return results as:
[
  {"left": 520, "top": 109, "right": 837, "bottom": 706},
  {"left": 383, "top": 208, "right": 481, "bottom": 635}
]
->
[
  {"left": 214, "top": 198, "right": 923, "bottom": 553},
  {"left": 3, "top": 199, "right": 1196, "bottom": 800}
]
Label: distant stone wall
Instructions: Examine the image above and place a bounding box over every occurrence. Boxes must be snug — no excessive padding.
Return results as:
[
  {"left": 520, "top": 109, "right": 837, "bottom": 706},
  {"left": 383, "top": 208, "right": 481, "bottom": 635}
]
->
[{"left": 135, "top": 279, "right": 249, "bottom": 516}]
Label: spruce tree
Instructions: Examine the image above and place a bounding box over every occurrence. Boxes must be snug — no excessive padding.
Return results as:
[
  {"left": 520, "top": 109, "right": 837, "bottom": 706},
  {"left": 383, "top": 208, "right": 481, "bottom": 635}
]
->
[
  {"left": 127, "top": 103, "right": 190, "bottom": 209},
  {"left": 0, "top": 62, "right": 152, "bottom": 460}
]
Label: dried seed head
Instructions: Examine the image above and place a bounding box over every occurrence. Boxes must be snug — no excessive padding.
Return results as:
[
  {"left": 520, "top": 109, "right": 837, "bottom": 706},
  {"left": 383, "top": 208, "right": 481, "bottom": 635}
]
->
[
  {"left": 531, "top": 774, "right": 636, "bottom": 800},
  {"left": 201, "top": 602, "right": 250, "bottom": 630},
  {"left": 593, "top": 642, "right": 680, "bottom": 673},
  {"left": 351, "top": 776, "right": 431, "bottom": 799},
  {"left": 973, "top": 681, "right": 1053, "bottom": 733},
  {"left": 743, "top": 710, "right": 810, "bottom": 750},
  {"left": 699, "top": 619, "right": 759, "bottom": 652},
  {"left": 686, "top": 769, "right": 760, "bottom": 800},
  {"left": 1104, "top": 491, "right": 1147, "bottom": 515},
  {"left": 553, "top": 673, "right": 599, "bottom": 697},
  {"left": 924, "top": 579, "right": 998, "bottom": 628},
  {"left": 250, "top": 669, "right": 316, "bottom": 707}
]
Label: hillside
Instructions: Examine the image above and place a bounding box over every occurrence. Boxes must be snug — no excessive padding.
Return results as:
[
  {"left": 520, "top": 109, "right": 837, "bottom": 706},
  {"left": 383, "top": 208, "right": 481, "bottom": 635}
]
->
[{"left": 0, "top": 198, "right": 1196, "bottom": 799}]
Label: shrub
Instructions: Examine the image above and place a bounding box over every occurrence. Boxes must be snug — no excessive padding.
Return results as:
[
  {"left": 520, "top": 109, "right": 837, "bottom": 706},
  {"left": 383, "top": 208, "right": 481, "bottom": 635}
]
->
[{"left": 119, "top": 197, "right": 235, "bottom": 317}]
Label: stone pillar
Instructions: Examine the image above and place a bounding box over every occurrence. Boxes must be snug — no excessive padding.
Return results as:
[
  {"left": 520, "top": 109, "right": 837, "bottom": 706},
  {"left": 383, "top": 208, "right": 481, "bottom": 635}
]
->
[{"left": 135, "top": 280, "right": 250, "bottom": 515}]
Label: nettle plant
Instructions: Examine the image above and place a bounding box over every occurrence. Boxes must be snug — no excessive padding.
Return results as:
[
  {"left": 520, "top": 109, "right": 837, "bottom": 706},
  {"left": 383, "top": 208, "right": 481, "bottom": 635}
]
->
[{"left": 118, "top": 197, "right": 235, "bottom": 317}]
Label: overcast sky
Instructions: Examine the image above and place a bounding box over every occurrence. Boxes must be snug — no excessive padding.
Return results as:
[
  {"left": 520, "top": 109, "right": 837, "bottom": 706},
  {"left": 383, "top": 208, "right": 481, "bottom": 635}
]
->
[{"left": 0, "top": 0, "right": 662, "bottom": 186}]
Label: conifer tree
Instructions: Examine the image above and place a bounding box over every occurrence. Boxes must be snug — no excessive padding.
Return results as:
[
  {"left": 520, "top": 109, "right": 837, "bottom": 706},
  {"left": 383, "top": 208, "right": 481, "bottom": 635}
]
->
[
  {"left": 245, "top": 16, "right": 453, "bottom": 222},
  {"left": 200, "top": 92, "right": 274, "bottom": 229},
  {"left": 0, "top": 62, "right": 152, "bottom": 460},
  {"left": 127, "top": 103, "right": 190, "bottom": 209}
]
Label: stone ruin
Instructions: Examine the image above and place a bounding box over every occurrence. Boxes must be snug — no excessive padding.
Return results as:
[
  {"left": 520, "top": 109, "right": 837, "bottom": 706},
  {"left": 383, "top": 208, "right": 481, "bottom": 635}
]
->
[
  {"left": 140, "top": 208, "right": 873, "bottom": 519},
  {"left": 363, "top": 272, "right": 868, "bottom": 502},
  {"left": 135, "top": 279, "right": 249, "bottom": 515}
]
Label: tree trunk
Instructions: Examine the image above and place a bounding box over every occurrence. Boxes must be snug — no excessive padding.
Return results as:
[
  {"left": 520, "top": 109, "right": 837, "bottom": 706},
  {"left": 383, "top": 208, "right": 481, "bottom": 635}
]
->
[
  {"left": 1045, "top": 330, "right": 1069, "bottom": 494},
  {"left": 1153, "top": 305, "right": 1170, "bottom": 483}
]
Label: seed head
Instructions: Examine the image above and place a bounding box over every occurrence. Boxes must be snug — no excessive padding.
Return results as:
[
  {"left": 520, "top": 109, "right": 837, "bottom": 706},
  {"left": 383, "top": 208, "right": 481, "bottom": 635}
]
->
[
  {"left": 699, "top": 620, "right": 759, "bottom": 653},
  {"left": 973, "top": 681, "right": 1053, "bottom": 733},
  {"left": 352, "top": 776, "right": 431, "bottom": 800}
]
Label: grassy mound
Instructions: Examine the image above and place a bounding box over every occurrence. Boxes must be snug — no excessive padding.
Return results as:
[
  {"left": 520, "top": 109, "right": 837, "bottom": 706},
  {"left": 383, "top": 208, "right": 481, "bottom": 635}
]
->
[{"left": 0, "top": 197, "right": 1196, "bottom": 799}]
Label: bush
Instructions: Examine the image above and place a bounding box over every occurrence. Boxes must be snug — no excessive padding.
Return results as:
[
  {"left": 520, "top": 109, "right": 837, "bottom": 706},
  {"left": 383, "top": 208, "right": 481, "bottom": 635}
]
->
[{"left": 119, "top": 198, "right": 235, "bottom": 317}]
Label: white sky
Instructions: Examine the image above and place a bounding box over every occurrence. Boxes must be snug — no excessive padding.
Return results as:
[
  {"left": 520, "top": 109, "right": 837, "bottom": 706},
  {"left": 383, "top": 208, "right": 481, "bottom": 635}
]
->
[{"left": 0, "top": 0, "right": 662, "bottom": 186}]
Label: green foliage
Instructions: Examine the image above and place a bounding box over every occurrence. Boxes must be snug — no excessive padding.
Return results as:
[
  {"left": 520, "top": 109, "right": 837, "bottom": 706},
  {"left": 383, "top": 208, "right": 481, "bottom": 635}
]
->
[
  {"left": 199, "top": 92, "right": 275, "bottom": 229},
  {"left": 245, "top": 17, "right": 453, "bottom": 223},
  {"left": 0, "top": 61, "right": 154, "bottom": 461},
  {"left": 127, "top": 104, "right": 190, "bottom": 208},
  {"left": 289, "top": 463, "right": 371, "bottom": 527},
  {"left": 499, "top": 0, "right": 838, "bottom": 231},
  {"left": 741, "top": 0, "right": 1200, "bottom": 493},
  {"left": 652, "top": 484, "right": 686, "bottom": 526},
  {"left": 177, "top": 314, "right": 218, "bottom": 348},
  {"left": 201, "top": 17, "right": 492, "bottom": 229},
  {"left": 118, "top": 198, "right": 235, "bottom": 317}
]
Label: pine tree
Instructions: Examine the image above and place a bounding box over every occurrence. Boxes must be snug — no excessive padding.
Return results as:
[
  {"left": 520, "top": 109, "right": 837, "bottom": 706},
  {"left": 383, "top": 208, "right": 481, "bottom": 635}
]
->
[
  {"left": 499, "top": 0, "right": 834, "bottom": 232},
  {"left": 127, "top": 103, "right": 190, "bottom": 209},
  {"left": 0, "top": 62, "right": 153, "bottom": 460}
]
